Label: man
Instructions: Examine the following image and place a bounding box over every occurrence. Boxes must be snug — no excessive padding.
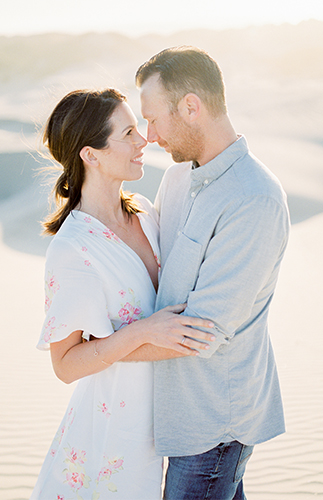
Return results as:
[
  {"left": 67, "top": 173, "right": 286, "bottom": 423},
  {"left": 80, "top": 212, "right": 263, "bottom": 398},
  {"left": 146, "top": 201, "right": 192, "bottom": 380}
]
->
[{"left": 133, "top": 46, "right": 289, "bottom": 500}]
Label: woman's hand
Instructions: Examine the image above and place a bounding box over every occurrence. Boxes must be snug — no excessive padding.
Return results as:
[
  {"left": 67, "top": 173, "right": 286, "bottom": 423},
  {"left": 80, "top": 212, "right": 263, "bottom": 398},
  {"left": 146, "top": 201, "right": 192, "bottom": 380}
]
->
[
  {"left": 50, "top": 304, "right": 216, "bottom": 384},
  {"left": 138, "top": 303, "right": 216, "bottom": 355}
]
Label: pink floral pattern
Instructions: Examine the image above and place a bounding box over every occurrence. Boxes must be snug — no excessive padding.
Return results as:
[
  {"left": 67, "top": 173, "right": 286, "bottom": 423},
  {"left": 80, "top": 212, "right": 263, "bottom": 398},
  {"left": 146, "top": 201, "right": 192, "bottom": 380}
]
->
[
  {"left": 154, "top": 252, "right": 161, "bottom": 269},
  {"left": 98, "top": 402, "right": 111, "bottom": 418},
  {"left": 85, "top": 215, "right": 121, "bottom": 244},
  {"left": 63, "top": 445, "right": 91, "bottom": 495},
  {"left": 34, "top": 203, "right": 162, "bottom": 497},
  {"left": 102, "top": 228, "right": 121, "bottom": 243},
  {"left": 43, "top": 316, "right": 67, "bottom": 343},
  {"left": 118, "top": 288, "right": 144, "bottom": 327},
  {"left": 96, "top": 456, "right": 124, "bottom": 493},
  {"left": 118, "top": 302, "right": 142, "bottom": 324},
  {"left": 65, "top": 471, "right": 83, "bottom": 490},
  {"left": 65, "top": 447, "right": 86, "bottom": 465},
  {"left": 44, "top": 271, "right": 60, "bottom": 312}
]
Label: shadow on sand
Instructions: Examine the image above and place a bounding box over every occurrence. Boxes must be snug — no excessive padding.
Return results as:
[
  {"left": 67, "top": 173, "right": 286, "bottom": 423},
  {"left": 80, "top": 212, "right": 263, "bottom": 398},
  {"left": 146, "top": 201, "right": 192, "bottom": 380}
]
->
[
  {"left": 0, "top": 150, "right": 322, "bottom": 257},
  {"left": 0, "top": 151, "right": 165, "bottom": 257}
]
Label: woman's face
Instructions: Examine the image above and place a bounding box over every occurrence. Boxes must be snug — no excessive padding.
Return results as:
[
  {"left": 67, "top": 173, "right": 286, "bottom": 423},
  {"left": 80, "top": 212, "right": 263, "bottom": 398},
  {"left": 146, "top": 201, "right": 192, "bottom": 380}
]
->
[{"left": 95, "top": 102, "right": 147, "bottom": 184}]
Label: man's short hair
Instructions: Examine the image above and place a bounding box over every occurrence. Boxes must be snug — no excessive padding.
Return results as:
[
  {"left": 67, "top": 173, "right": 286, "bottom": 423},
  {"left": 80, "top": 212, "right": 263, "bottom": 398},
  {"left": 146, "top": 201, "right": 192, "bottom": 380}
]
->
[{"left": 136, "top": 46, "right": 227, "bottom": 116}]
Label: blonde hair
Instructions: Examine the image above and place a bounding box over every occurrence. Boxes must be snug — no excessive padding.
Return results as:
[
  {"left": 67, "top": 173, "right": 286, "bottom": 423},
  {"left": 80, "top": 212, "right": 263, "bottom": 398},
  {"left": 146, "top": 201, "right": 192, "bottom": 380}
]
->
[{"left": 136, "top": 46, "right": 227, "bottom": 116}]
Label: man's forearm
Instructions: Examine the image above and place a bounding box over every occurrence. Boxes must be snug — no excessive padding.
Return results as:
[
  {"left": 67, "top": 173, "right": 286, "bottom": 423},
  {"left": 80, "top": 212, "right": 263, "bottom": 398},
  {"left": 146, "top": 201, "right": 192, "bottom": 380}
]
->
[{"left": 121, "top": 344, "right": 187, "bottom": 362}]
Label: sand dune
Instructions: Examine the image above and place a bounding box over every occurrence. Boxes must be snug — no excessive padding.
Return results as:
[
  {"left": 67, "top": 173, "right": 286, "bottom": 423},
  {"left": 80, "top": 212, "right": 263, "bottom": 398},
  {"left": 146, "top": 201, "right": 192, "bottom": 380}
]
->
[{"left": 0, "top": 23, "right": 322, "bottom": 499}]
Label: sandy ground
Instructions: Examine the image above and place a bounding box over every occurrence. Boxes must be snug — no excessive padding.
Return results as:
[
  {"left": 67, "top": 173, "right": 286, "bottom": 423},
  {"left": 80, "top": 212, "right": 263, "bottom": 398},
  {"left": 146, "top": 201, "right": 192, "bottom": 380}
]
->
[
  {"left": 1, "top": 149, "right": 323, "bottom": 500},
  {"left": 0, "top": 25, "right": 323, "bottom": 499},
  {"left": 1, "top": 183, "right": 322, "bottom": 500}
]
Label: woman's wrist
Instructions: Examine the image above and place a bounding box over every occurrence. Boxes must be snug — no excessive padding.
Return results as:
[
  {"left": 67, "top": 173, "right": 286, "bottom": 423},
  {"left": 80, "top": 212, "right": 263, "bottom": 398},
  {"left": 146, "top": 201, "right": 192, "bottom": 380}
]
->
[
  {"left": 126, "top": 317, "right": 151, "bottom": 346},
  {"left": 94, "top": 320, "right": 150, "bottom": 365}
]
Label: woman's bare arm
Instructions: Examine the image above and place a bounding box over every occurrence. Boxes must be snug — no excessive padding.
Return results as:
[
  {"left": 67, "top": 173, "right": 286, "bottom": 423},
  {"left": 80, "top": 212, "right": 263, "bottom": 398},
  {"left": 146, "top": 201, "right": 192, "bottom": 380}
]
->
[{"left": 50, "top": 304, "right": 215, "bottom": 384}]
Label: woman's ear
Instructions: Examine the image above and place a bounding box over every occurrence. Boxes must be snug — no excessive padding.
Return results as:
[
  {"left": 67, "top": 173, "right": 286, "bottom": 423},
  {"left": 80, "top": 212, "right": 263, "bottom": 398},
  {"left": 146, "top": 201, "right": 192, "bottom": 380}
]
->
[
  {"left": 177, "top": 93, "right": 201, "bottom": 122},
  {"left": 79, "top": 146, "right": 99, "bottom": 166}
]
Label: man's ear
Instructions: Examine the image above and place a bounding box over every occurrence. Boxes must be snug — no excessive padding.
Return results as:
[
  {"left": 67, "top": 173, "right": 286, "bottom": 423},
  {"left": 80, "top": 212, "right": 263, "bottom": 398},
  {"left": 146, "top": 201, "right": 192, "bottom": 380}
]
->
[
  {"left": 178, "top": 93, "right": 201, "bottom": 122},
  {"left": 79, "top": 146, "right": 99, "bottom": 166}
]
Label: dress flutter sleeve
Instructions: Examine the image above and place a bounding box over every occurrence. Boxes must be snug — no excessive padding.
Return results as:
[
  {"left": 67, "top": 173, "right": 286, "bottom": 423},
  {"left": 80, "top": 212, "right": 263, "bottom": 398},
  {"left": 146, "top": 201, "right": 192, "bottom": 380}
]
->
[{"left": 37, "top": 236, "right": 114, "bottom": 351}]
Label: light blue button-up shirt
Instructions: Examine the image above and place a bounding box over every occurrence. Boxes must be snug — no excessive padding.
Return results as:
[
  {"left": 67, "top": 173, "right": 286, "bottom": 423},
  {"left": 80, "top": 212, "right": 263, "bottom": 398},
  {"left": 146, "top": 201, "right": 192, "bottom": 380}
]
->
[{"left": 154, "top": 135, "right": 290, "bottom": 456}]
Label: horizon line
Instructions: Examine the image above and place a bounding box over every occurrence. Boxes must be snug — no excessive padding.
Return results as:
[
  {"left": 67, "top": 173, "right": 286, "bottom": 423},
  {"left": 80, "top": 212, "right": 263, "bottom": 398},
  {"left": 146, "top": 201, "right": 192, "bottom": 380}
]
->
[{"left": 0, "top": 18, "right": 322, "bottom": 40}]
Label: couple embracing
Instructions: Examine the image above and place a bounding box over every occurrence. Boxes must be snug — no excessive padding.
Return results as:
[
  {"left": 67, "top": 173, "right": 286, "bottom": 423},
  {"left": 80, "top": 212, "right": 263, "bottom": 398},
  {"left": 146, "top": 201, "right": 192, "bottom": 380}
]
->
[{"left": 31, "top": 46, "right": 289, "bottom": 500}]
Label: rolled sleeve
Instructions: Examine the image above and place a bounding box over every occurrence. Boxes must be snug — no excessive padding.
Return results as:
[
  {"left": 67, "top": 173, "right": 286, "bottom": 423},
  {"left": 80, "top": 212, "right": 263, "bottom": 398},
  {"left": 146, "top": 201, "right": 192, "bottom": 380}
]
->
[{"left": 183, "top": 195, "right": 289, "bottom": 358}]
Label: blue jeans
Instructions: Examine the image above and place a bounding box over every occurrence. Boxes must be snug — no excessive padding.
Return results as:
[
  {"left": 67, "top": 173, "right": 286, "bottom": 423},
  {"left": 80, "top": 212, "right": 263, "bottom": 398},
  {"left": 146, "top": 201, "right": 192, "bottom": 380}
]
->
[{"left": 164, "top": 441, "right": 254, "bottom": 500}]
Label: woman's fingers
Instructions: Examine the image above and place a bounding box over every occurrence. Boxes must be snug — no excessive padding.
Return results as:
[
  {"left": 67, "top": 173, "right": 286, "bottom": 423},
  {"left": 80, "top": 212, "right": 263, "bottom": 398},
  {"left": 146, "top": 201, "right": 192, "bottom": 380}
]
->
[
  {"left": 163, "top": 303, "right": 187, "bottom": 313},
  {"left": 181, "top": 315, "right": 214, "bottom": 329},
  {"left": 180, "top": 326, "right": 216, "bottom": 342},
  {"left": 160, "top": 305, "right": 215, "bottom": 332},
  {"left": 165, "top": 335, "right": 210, "bottom": 354},
  {"left": 159, "top": 306, "right": 216, "bottom": 336},
  {"left": 170, "top": 343, "right": 200, "bottom": 356},
  {"left": 144, "top": 307, "right": 219, "bottom": 352},
  {"left": 179, "top": 335, "right": 211, "bottom": 351}
]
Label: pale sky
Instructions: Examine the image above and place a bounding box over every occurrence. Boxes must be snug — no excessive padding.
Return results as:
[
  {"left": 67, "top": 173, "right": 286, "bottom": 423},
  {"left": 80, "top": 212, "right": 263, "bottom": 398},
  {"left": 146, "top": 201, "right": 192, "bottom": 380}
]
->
[{"left": 1, "top": 0, "right": 323, "bottom": 36}]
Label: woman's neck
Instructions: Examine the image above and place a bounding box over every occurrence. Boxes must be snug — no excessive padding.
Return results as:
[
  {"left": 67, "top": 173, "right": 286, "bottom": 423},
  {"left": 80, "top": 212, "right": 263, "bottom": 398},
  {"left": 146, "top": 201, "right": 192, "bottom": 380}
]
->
[{"left": 78, "top": 179, "right": 127, "bottom": 229}]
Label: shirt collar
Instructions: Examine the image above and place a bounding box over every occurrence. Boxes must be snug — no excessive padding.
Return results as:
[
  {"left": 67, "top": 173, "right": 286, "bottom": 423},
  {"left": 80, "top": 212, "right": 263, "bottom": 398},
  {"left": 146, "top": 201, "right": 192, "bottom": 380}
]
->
[{"left": 190, "top": 135, "right": 248, "bottom": 188}]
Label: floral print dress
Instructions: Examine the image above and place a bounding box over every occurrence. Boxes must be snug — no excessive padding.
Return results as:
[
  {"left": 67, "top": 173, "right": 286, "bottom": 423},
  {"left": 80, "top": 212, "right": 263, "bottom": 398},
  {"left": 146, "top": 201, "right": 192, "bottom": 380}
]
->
[{"left": 31, "top": 194, "right": 163, "bottom": 500}]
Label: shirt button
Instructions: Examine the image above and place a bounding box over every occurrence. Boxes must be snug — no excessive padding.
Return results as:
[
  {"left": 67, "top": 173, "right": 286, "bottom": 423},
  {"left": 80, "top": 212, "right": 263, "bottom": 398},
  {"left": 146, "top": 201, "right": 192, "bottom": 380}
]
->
[
  {"left": 191, "top": 192, "right": 196, "bottom": 198},
  {"left": 203, "top": 179, "right": 209, "bottom": 185}
]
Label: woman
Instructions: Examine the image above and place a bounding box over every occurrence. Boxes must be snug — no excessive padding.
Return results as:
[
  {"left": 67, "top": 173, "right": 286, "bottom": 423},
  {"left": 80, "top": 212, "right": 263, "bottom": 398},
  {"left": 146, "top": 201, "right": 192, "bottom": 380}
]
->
[{"left": 31, "top": 89, "right": 214, "bottom": 500}]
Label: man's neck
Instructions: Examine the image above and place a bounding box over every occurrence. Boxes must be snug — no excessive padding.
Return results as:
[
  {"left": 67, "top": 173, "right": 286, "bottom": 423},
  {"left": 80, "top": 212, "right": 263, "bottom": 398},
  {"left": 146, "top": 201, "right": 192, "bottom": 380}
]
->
[{"left": 197, "top": 114, "right": 238, "bottom": 167}]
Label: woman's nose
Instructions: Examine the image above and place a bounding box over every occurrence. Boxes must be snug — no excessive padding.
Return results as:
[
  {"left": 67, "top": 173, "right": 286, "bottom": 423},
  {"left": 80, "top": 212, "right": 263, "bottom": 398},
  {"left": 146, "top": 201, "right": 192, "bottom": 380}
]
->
[
  {"left": 135, "top": 131, "right": 148, "bottom": 148},
  {"left": 147, "top": 124, "right": 158, "bottom": 143}
]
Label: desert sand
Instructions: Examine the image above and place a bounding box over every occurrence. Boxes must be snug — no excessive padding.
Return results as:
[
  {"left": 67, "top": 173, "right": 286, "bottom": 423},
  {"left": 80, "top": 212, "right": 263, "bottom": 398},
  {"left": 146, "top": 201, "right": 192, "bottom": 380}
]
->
[{"left": 0, "top": 22, "right": 322, "bottom": 499}]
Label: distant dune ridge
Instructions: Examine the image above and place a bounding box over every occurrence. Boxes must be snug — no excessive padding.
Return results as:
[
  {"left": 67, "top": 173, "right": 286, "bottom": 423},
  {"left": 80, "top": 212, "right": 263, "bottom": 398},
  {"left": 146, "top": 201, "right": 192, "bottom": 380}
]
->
[
  {"left": 1, "top": 20, "right": 323, "bottom": 82},
  {"left": 0, "top": 22, "right": 322, "bottom": 499}
]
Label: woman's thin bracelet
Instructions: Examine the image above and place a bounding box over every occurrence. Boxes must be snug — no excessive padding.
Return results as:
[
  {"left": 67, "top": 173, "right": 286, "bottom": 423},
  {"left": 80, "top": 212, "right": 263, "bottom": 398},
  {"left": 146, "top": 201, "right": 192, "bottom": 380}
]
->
[{"left": 93, "top": 341, "right": 110, "bottom": 366}]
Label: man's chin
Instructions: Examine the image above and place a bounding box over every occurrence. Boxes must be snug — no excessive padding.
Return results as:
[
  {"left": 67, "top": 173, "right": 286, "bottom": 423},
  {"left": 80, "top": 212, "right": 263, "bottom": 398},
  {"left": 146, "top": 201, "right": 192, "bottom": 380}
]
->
[
  {"left": 159, "top": 143, "right": 188, "bottom": 163},
  {"left": 171, "top": 151, "right": 187, "bottom": 163},
  {"left": 158, "top": 142, "right": 168, "bottom": 150}
]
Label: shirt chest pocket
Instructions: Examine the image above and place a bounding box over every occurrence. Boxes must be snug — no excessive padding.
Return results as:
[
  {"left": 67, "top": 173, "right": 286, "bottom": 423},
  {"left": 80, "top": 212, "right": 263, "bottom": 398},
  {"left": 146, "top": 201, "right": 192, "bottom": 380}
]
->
[{"left": 157, "top": 233, "right": 203, "bottom": 308}]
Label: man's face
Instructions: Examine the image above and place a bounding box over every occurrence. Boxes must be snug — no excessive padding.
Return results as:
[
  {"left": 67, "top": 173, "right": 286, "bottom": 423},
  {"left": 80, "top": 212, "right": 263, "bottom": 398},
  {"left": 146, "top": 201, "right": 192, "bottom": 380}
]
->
[{"left": 140, "top": 74, "right": 203, "bottom": 163}]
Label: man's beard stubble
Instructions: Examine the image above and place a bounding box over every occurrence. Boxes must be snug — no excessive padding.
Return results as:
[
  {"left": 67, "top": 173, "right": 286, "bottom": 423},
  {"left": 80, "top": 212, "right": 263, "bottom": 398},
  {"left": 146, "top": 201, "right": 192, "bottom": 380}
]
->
[{"left": 169, "top": 116, "right": 204, "bottom": 164}]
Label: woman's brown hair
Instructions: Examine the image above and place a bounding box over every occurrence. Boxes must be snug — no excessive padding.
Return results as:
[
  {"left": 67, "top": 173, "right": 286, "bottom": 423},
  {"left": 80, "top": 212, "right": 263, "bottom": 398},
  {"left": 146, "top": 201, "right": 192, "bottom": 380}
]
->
[{"left": 42, "top": 88, "right": 142, "bottom": 235}]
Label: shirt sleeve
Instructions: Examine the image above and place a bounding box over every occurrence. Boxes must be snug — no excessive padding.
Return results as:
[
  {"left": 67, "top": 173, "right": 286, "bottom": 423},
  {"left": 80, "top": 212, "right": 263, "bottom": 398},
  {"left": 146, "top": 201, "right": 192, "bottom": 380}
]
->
[
  {"left": 37, "top": 236, "right": 114, "bottom": 351},
  {"left": 184, "top": 195, "right": 290, "bottom": 358}
]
